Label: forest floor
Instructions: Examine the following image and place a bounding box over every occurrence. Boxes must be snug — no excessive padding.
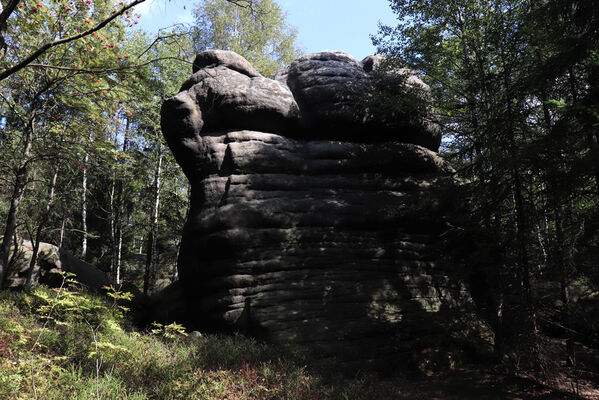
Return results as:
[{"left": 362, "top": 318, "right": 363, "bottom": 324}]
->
[
  {"left": 394, "top": 367, "right": 599, "bottom": 399},
  {"left": 1, "top": 285, "right": 598, "bottom": 399}
]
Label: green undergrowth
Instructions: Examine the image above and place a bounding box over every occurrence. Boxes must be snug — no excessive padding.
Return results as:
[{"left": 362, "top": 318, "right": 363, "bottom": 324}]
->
[{"left": 0, "top": 283, "right": 408, "bottom": 400}]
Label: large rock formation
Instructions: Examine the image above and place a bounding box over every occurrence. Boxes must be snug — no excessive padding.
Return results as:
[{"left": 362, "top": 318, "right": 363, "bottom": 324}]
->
[{"left": 162, "top": 50, "right": 482, "bottom": 371}]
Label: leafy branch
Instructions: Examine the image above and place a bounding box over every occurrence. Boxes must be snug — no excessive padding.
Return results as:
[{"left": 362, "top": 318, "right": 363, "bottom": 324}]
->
[{"left": 0, "top": 0, "right": 146, "bottom": 82}]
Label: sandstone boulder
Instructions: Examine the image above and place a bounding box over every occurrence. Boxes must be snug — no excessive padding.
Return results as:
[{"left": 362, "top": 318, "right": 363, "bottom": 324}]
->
[
  {"left": 274, "top": 51, "right": 369, "bottom": 132},
  {"left": 4, "top": 240, "right": 110, "bottom": 291},
  {"left": 164, "top": 50, "right": 441, "bottom": 153},
  {"left": 192, "top": 49, "right": 261, "bottom": 77},
  {"left": 168, "top": 50, "right": 300, "bottom": 137},
  {"left": 162, "top": 50, "right": 484, "bottom": 372},
  {"left": 276, "top": 50, "right": 441, "bottom": 149}
]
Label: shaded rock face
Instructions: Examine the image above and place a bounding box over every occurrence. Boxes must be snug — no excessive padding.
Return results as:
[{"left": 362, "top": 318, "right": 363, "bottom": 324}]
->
[
  {"left": 162, "top": 50, "right": 477, "bottom": 371},
  {"left": 273, "top": 50, "right": 441, "bottom": 149}
]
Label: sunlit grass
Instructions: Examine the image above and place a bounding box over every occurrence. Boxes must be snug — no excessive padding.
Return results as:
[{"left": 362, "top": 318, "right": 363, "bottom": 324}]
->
[{"left": 0, "top": 286, "right": 409, "bottom": 400}]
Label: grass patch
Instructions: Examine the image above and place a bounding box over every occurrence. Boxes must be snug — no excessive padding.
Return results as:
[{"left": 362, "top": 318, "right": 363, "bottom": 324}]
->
[
  {"left": 0, "top": 285, "right": 411, "bottom": 399},
  {"left": 1, "top": 284, "right": 591, "bottom": 399}
]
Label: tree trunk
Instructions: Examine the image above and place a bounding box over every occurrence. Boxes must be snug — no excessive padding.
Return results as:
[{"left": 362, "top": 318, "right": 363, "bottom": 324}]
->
[
  {"left": 143, "top": 230, "right": 153, "bottom": 295},
  {"left": 0, "top": 119, "right": 34, "bottom": 289},
  {"left": 143, "top": 151, "right": 162, "bottom": 295},
  {"left": 115, "top": 224, "right": 123, "bottom": 286},
  {"left": 511, "top": 168, "right": 535, "bottom": 328},
  {"left": 150, "top": 152, "right": 162, "bottom": 294},
  {"left": 109, "top": 170, "right": 116, "bottom": 277},
  {"left": 538, "top": 69, "right": 576, "bottom": 364},
  {"left": 81, "top": 152, "right": 89, "bottom": 261},
  {"left": 500, "top": 40, "right": 535, "bottom": 333},
  {"left": 113, "top": 118, "right": 130, "bottom": 286},
  {"left": 173, "top": 183, "right": 191, "bottom": 281},
  {"left": 569, "top": 66, "right": 599, "bottom": 203},
  {"left": 173, "top": 240, "right": 180, "bottom": 281},
  {"left": 59, "top": 218, "right": 66, "bottom": 248},
  {"left": 25, "top": 168, "right": 58, "bottom": 287}
]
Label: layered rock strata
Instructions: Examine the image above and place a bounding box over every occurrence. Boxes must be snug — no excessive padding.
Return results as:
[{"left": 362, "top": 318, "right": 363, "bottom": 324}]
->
[{"left": 162, "top": 50, "right": 475, "bottom": 370}]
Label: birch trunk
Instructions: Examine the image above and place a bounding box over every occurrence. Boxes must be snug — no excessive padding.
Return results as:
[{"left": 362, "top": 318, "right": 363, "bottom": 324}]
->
[
  {"left": 26, "top": 168, "right": 59, "bottom": 287},
  {"left": 109, "top": 173, "right": 116, "bottom": 277},
  {"left": 144, "top": 151, "right": 162, "bottom": 295},
  {"left": 81, "top": 152, "right": 89, "bottom": 261},
  {"left": 114, "top": 118, "right": 130, "bottom": 286},
  {"left": 59, "top": 218, "right": 66, "bottom": 248},
  {"left": 150, "top": 153, "right": 162, "bottom": 294}
]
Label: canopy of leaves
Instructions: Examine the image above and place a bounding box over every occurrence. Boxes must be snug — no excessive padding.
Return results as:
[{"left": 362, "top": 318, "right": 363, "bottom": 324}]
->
[
  {"left": 374, "top": 0, "right": 599, "bottom": 363},
  {"left": 192, "top": 0, "right": 301, "bottom": 77},
  {"left": 1, "top": 0, "right": 305, "bottom": 291}
]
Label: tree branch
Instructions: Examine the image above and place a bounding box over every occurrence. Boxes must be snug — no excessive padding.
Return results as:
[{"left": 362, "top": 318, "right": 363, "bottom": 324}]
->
[
  {"left": 28, "top": 56, "right": 191, "bottom": 75},
  {"left": 137, "top": 29, "right": 190, "bottom": 58},
  {"left": 0, "top": 0, "right": 21, "bottom": 57},
  {"left": 0, "top": 0, "right": 251, "bottom": 81},
  {"left": 227, "top": 0, "right": 254, "bottom": 8},
  {"left": 0, "top": 0, "right": 146, "bottom": 82}
]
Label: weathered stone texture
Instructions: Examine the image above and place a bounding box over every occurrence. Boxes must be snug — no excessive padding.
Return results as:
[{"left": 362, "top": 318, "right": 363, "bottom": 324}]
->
[
  {"left": 4, "top": 240, "right": 110, "bottom": 290},
  {"left": 162, "top": 50, "right": 478, "bottom": 370}
]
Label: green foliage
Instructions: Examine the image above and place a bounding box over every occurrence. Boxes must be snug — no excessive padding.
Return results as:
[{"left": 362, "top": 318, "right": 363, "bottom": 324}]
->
[
  {"left": 0, "top": 3, "right": 193, "bottom": 290},
  {"left": 0, "top": 0, "right": 301, "bottom": 292},
  {"left": 361, "top": 62, "right": 433, "bottom": 130},
  {"left": 0, "top": 287, "right": 424, "bottom": 400},
  {"left": 375, "top": 0, "right": 599, "bottom": 367},
  {"left": 192, "top": 0, "right": 302, "bottom": 77},
  {"left": 150, "top": 321, "right": 188, "bottom": 339}
]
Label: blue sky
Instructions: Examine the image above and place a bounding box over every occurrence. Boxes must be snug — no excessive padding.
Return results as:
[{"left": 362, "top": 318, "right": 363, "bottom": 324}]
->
[{"left": 135, "top": 0, "right": 398, "bottom": 61}]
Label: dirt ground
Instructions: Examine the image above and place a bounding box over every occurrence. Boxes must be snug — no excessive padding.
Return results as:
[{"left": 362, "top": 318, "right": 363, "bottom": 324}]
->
[{"left": 396, "top": 367, "right": 599, "bottom": 400}]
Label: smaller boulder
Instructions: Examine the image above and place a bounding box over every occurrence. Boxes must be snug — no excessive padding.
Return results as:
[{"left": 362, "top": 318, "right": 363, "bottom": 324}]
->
[
  {"left": 276, "top": 51, "right": 370, "bottom": 133},
  {"left": 276, "top": 51, "right": 441, "bottom": 149},
  {"left": 3, "top": 240, "right": 110, "bottom": 291},
  {"left": 183, "top": 66, "right": 300, "bottom": 132},
  {"left": 162, "top": 51, "right": 301, "bottom": 178},
  {"left": 192, "top": 49, "right": 261, "bottom": 77},
  {"left": 189, "top": 331, "right": 203, "bottom": 339}
]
